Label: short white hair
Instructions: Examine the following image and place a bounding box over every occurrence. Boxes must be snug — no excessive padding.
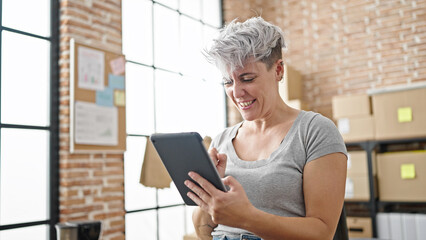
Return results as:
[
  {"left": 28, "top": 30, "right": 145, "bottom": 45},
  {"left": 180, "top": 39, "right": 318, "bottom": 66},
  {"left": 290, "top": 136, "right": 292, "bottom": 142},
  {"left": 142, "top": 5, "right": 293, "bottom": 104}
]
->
[{"left": 205, "top": 17, "right": 286, "bottom": 76}]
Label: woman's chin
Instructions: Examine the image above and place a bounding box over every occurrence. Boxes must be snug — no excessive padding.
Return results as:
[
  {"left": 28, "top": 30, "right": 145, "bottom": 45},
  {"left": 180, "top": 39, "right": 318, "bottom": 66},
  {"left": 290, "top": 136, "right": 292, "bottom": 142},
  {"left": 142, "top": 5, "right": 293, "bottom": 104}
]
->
[{"left": 240, "top": 113, "right": 257, "bottom": 121}]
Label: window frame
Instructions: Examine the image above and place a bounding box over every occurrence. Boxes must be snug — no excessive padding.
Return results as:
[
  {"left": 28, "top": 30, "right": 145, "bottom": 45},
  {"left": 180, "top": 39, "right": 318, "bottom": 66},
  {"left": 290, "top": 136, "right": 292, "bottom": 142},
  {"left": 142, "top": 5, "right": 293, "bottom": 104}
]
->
[
  {"left": 0, "top": 0, "right": 60, "bottom": 239},
  {"left": 123, "top": 0, "right": 224, "bottom": 239}
]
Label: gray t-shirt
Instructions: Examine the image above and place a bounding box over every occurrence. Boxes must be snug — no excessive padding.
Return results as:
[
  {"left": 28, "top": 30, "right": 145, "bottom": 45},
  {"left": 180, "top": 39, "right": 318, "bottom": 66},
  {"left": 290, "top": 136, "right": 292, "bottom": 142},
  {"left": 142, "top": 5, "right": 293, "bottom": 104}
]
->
[{"left": 210, "top": 111, "right": 347, "bottom": 236}]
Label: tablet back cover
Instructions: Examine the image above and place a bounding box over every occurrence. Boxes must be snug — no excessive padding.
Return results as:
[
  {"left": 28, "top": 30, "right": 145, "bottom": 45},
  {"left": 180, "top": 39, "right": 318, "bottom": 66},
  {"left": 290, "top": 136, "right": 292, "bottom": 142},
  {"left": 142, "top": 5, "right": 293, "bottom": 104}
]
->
[{"left": 150, "top": 132, "right": 225, "bottom": 205}]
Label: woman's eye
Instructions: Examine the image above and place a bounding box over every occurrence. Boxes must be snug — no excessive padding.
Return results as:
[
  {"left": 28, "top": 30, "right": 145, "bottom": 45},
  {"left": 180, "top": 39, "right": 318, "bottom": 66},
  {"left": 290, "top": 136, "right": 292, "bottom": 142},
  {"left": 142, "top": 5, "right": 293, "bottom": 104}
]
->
[
  {"left": 223, "top": 79, "right": 233, "bottom": 85},
  {"left": 242, "top": 78, "right": 254, "bottom": 82}
]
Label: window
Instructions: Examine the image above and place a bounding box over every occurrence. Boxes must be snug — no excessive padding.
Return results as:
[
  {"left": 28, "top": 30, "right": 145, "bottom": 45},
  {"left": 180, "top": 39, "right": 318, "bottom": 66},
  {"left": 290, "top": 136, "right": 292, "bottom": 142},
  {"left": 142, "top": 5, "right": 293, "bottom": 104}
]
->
[
  {"left": 122, "top": 0, "right": 224, "bottom": 239},
  {"left": 0, "top": 0, "right": 59, "bottom": 240}
]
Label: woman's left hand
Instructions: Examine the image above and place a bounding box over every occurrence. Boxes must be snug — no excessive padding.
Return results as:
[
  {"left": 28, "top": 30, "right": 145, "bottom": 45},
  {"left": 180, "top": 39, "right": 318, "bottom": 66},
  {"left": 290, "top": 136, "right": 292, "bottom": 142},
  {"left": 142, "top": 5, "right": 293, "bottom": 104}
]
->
[{"left": 185, "top": 171, "right": 254, "bottom": 228}]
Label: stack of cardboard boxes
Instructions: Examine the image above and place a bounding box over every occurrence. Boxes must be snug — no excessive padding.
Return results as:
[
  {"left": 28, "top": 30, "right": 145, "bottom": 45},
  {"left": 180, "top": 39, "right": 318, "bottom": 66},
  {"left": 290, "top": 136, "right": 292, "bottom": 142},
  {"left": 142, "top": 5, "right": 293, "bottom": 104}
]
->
[
  {"left": 279, "top": 64, "right": 309, "bottom": 110},
  {"left": 332, "top": 94, "right": 375, "bottom": 143},
  {"left": 373, "top": 87, "right": 426, "bottom": 203},
  {"left": 344, "top": 151, "right": 376, "bottom": 202},
  {"left": 332, "top": 93, "right": 376, "bottom": 203},
  {"left": 332, "top": 86, "right": 426, "bottom": 239}
]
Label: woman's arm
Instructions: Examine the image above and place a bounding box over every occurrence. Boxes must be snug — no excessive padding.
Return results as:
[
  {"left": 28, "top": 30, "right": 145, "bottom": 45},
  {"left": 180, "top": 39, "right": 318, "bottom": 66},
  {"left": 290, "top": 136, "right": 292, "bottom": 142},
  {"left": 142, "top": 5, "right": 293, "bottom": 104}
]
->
[
  {"left": 192, "top": 207, "right": 217, "bottom": 240},
  {"left": 187, "top": 152, "right": 347, "bottom": 240}
]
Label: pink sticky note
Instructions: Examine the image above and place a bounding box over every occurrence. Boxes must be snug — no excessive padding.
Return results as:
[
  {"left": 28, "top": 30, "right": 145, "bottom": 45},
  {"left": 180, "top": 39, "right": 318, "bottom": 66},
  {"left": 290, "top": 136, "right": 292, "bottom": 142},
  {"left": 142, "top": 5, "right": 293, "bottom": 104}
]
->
[{"left": 110, "top": 56, "right": 126, "bottom": 75}]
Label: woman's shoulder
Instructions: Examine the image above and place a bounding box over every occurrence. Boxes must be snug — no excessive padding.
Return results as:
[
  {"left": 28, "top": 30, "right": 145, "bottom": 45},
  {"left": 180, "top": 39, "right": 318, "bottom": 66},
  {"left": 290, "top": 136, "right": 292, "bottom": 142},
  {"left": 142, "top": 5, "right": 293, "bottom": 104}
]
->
[
  {"left": 210, "top": 122, "right": 242, "bottom": 148},
  {"left": 298, "top": 110, "right": 334, "bottom": 128},
  {"left": 295, "top": 110, "right": 339, "bottom": 137}
]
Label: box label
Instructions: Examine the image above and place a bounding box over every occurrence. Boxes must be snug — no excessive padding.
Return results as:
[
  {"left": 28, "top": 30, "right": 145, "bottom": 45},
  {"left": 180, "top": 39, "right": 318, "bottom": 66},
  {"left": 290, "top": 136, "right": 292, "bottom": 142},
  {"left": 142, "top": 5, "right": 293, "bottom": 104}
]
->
[
  {"left": 345, "top": 178, "right": 354, "bottom": 198},
  {"left": 338, "top": 118, "right": 350, "bottom": 134},
  {"left": 398, "top": 107, "right": 412, "bottom": 123},
  {"left": 401, "top": 163, "right": 416, "bottom": 179},
  {"left": 347, "top": 153, "right": 352, "bottom": 170}
]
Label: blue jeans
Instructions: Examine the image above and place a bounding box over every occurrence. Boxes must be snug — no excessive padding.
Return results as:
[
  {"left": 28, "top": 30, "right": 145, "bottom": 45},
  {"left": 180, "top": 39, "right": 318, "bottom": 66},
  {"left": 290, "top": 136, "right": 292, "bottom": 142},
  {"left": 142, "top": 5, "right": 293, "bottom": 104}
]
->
[{"left": 212, "top": 234, "right": 262, "bottom": 240}]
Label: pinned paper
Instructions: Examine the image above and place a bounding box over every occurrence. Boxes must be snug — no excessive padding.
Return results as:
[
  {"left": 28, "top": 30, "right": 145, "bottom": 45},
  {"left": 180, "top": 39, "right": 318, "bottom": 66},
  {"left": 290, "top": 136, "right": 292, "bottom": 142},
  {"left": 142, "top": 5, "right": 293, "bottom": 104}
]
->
[
  {"left": 114, "top": 90, "right": 126, "bottom": 107},
  {"left": 110, "top": 56, "right": 126, "bottom": 75},
  {"left": 338, "top": 118, "right": 350, "bottom": 134},
  {"left": 75, "top": 101, "right": 118, "bottom": 146},
  {"left": 96, "top": 87, "right": 114, "bottom": 107},
  {"left": 109, "top": 74, "right": 125, "bottom": 90},
  {"left": 398, "top": 107, "right": 412, "bottom": 123},
  {"left": 401, "top": 164, "right": 416, "bottom": 179},
  {"left": 78, "top": 46, "right": 105, "bottom": 91}
]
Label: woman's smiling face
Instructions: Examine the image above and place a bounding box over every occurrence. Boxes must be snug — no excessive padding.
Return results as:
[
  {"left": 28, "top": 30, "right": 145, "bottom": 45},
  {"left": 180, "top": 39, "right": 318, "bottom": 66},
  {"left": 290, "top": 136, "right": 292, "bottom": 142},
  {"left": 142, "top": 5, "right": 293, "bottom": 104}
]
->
[{"left": 223, "top": 59, "right": 283, "bottom": 121}]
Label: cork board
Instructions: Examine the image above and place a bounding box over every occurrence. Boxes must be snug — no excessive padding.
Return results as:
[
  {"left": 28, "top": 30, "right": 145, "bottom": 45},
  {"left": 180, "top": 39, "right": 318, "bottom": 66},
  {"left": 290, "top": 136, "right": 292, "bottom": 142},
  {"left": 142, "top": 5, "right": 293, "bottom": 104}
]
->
[{"left": 70, "top": 39, "right": 126, "bottom": 153}]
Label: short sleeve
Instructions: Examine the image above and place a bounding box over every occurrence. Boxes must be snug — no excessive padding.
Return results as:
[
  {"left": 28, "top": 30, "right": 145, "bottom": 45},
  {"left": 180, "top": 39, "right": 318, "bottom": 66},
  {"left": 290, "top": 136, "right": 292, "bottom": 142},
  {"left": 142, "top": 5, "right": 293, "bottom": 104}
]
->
[{"left": 305, "top": 114, "right": 347, "bottom": 163}]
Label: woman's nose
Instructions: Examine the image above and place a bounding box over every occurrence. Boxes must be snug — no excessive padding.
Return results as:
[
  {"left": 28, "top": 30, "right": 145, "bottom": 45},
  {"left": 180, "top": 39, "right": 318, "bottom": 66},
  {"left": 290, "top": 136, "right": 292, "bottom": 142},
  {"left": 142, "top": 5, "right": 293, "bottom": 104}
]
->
[{"left": 232, "top": 82, "right": 245, "bottom": 99}]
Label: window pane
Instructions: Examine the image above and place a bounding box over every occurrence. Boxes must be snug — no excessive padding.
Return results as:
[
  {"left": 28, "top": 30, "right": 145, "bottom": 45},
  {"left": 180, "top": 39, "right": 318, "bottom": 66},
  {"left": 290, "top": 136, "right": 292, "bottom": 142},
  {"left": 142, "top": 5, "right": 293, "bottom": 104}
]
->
[
  {"left": 2, "top": 0, "right": 50, "bottom": 37},
  {"left": 155, "top": 0, "right": 178, "bottom": 10},
  {"left": 180, "top": 16, "right": 203, "bottom": 77},
  {"left": 156, "top": 72, "right": 225, "bottom": 137},
  {"left": 202, "top": 0, "right": 221, "bottom": 27},
  {"left": 154, "top": 5, "right": 179, "bottom": 72},
  {"left": 122, "top": 0, "right": 153, "bottom": 65},
  {"left": 1, "top": 31, "right": 50, "bottom": 126},
  {"left": 0, "top": 224, "right": 48, "bottom": 240},
  {"left": 155, "top": 70, "right": 195, "bottom": 133},
  {"left": 159, "top": 206, "right": 185, "bottom": 240},
  {"left": 180, "top": 0, "right": 201, "bottom": 19},
  {"left": 125, "top": 211, "right": 157, "bottom": 240},
  {"left": 0, "top": 128, "right": 49, "bottom": 225},
  {"left": 195, "top": 79, "right": 226, "bottom": 138},
  {"left": 124, "top": 136, "right": 157, "bottom": 211},
  {"left": 203, "top": 26, "right": 222, "bottom": 82},
  {"left": 157, "top": 182, "right": 184, "bottom": 206},
  {"left": 126, "top": 63, "right": 155, "bottom": 135}
]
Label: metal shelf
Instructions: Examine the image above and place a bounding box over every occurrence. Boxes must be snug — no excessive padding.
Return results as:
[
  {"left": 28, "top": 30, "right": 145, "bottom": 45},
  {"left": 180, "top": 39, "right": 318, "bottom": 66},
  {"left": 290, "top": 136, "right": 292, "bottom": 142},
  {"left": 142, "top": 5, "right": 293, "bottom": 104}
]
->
[{"left": 344, "top": 137, "right": 426, "bottom": 238}]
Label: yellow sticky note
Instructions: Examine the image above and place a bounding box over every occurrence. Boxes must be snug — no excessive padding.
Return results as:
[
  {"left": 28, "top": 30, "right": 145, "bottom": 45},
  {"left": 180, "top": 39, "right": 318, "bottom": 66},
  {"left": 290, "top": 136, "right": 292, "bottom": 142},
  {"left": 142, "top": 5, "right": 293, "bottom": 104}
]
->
[
  {"left": 398, "top": 107, "right": 412, "bottom": 123},
  {"left": 114, "top": 90, "right": 126, "bottom": 107},
  {"left": 401, "top": 164, "right": 416, "bottom": 179}
]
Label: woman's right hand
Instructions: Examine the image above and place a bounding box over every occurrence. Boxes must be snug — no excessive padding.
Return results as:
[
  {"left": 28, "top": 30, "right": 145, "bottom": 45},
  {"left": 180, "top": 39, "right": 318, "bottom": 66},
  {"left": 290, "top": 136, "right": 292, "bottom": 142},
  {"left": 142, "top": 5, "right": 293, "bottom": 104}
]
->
[{"left": 208, "top": 148, "right": 227, "bottom": 178}]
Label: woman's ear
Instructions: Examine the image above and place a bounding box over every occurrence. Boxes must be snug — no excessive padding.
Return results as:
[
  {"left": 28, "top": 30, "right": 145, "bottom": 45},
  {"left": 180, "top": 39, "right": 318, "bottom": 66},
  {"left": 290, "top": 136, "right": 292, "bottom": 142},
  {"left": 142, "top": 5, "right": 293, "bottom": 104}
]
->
[{"left": 275, "top": 59, "right": 284, "bottom": 81}]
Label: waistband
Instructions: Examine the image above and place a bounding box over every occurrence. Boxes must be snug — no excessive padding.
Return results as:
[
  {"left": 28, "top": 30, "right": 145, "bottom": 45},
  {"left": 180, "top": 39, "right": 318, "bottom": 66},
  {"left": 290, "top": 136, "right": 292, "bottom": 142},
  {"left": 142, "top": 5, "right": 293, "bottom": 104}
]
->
[{"left": 212, "top": 234, "right": 262, "bottom": 240}]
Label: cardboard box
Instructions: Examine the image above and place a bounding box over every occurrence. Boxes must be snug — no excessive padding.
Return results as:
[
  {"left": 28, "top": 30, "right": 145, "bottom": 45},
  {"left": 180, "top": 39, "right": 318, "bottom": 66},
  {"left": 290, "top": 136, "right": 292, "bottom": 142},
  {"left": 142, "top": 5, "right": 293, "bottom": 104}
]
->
[
  {"left": 372, "top": 87, "right": 426, "bottom": 140},
  {"left": 377, "top": 151, "right": 426, "bottom": 201},
  {"left": 345, "top": 175, "right": 370, "bottom": 201},
  {"left": 332, "top": 94, "right": 371, "bottom": 119},
  {"left": 337, "top": 116, "right": 375, "bottom": 142},
  {"left": 347, "top": 151, "right": 377, "bottom": 176},
  {"left": 286, "top": 99, "right": 309, "bottom": 111},
  {"left": 346, "top": 217, "right": 372, "bottom": 238},
  {"left": 279, "top": 64, "right": 302, "bottom": 101},
  {"left": 345, "top": 150, "right": 377, "bottom": 201}
]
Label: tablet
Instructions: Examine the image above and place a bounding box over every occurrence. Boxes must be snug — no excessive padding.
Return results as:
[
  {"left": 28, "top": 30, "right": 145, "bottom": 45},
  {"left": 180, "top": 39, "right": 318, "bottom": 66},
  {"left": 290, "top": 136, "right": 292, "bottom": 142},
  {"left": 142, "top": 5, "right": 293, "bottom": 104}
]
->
[{"left": 150, "top": 132, "right": 227, "bottom": 206}]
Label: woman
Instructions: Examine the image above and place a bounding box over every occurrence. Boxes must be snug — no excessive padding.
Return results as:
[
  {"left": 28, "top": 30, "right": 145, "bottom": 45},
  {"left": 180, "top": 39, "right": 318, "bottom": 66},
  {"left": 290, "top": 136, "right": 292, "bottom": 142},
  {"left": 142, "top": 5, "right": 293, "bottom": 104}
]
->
[{"left": 184, "top": 17, "right": 347, "bottom": 240}]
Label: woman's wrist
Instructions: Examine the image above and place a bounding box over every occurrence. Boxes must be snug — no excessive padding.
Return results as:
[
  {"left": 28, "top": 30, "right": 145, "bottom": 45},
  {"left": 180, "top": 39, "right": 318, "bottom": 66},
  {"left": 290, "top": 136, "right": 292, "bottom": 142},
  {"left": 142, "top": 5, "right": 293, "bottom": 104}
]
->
[{"left": 193, "top": 207, "right": 218, "bottom": 236}]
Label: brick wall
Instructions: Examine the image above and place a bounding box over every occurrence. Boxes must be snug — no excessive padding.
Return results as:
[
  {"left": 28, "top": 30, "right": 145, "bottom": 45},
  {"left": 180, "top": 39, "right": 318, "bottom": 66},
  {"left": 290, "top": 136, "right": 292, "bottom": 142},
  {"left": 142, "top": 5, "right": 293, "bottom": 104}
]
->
[
  {"left": 223, "top": 0, "right": 426, "bottom": 123},
  {"left": 59, "top": 1, "right": 124, "bottom": 240}
]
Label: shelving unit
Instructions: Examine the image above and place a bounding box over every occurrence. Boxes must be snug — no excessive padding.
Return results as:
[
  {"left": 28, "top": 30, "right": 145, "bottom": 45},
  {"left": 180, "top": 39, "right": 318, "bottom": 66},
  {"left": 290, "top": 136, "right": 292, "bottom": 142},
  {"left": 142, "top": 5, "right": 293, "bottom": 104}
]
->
[{"left": 344, "top": 137, "right": 426, "bottom": 238}]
